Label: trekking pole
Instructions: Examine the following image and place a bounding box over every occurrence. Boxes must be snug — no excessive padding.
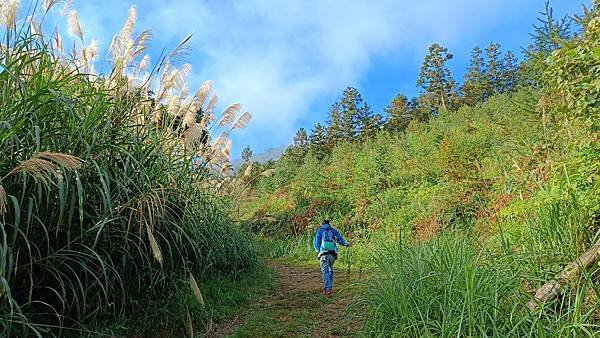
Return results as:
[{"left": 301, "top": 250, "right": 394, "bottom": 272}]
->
[{"left": 346, "top": 245, "right": 352, "bottom": 278}]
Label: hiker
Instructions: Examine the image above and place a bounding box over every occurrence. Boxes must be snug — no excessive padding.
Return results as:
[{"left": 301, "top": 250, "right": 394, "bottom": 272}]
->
[{"left": 313, "top": 220, "right": 349, "bottom": 296}]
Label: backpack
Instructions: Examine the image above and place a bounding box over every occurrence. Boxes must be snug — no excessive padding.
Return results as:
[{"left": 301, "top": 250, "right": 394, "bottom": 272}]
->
[{"left": 320, "top": 228, "right": 336, "bottom": 251}]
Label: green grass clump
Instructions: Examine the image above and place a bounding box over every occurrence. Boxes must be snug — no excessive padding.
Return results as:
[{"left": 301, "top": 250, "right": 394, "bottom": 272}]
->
[{"left": 358, "top": 201, "right": 600, "bottom": 337}]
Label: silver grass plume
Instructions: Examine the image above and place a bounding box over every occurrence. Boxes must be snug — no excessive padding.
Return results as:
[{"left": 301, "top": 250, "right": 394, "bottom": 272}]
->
[
  {"left": 219, "top": 163, "right": 232, "bottom": 177},
  {"left": 52, "top": 28, "right": 63, "bottom": 53},
  {"left": 195, "top": 80, "right": 213, "bottom": 107},
  {"left": 243, "top": 163, "right": 253, "bottom": 177},
  {"left": 219, "top": 103, "right": 241, "bottom": 127},
  {"left": 183, "top": 123, "right": 202, "bottom": 149},
  {"left": 223, "top": 139, "right": 233, "bottom": 158},
  {"left": 131, "top": 29, "right": 151, "bottom": 58},
  {"left": 27, "top": 16, "right": 41, "bottom": 36},
  {"left": 212, "top": 131, "right": 229, "bottom": 150},
  {"left": 189, "top": 273, "right": 205, "bottom": 306},
  {"left": 44, "top": 0, "right": 56, "bottom": 13},
  {"left": 232, "top": 111, "right": 252, "bottom": 130},
  {"left": 86, "top": 39, "right": 98, "bottom": 60},
  {"left": 173, "top": 63, "right": 192, "bottom": 92},
  {"left": 139, "top": 54, "right": 150, "bottom": 72},
  {"left": 204, "top": 95, "right": 218, "bottom": 124},
  {"left": 60, "top": 0, "right": 73, "bottom": 15},
  {"left": 1, "top": 0, "right": 20, "bottom": 28},
  {"left": 67, "top": 10, "right": 83, "bottom": 41},
  {"left": 4, "top": 152, "right": 82, "bottom": 188},
  {"left": 260, "top": 169, "right": 275, "bottom": 177}
]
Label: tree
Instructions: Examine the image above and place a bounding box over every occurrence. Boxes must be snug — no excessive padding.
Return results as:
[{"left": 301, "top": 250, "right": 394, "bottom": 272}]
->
[
  {"left": 521, "top": 1, "right": 573, "bottom": 87},
  {"left": 356, "top": 102, "right": 382, "bottom": 139},
  {"left": 241, "top": 145, "right": 252, "bottom": 163},
  {"left": 309, "top": 123, "right": 328, "bottom": 160},
  {"left": 326, "top": 101, "right": 343, "bottom": 147},
  {"left": 337, "top": 87, "right": 380, "bottom": 140},
  {"left": 384, "top": 94, "right": 410, "bottom": 132},
  {"left": 484, "top": 43, "right": 502, "bottom": 97},
  {"left": 416, "top": 43, "right": 459, "bottom": 113},
  {"left": 500, "top": 50, "right": 519, "bottom": 93},
  {"left": 530, "top": 0, "right": 572, "bottom": 56},
  {"left": 339, "top": 87, "right": 362, "bottom": 139},
  {"left": 461, "top": 46, "right": 486, "bottom": 106},
  {"left": 293, "top": 128, "right": 308, "bottom": 148}
]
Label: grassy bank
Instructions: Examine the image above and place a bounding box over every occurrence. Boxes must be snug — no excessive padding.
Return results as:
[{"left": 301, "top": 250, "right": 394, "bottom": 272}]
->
[{"left": 358, "top": 197, "right": 600, "bottom": 337}]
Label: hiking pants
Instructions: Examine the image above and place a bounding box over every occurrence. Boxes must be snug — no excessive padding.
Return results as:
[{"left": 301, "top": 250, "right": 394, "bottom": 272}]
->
[{"left": 319, "top": 253, "right": 336, "bottom": 291}]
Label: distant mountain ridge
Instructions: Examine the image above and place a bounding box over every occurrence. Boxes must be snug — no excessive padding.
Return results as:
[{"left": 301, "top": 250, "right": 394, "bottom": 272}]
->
[{"left": 232, "top": 145, "right": 287, "bottom": 169}]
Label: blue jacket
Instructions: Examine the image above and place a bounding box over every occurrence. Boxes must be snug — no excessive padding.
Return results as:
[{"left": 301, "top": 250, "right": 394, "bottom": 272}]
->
[{"left": 313, "top": 223, "right": 347, "bottom": 257}]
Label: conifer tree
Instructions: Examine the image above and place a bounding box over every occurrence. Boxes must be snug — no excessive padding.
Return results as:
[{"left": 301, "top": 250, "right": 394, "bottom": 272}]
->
[
  {"left": 461, "top": 46, "right": 486, "bottom": 106},
  {"left": 356, "top": 102, "right": 382, "bottom": 139},
  {"left": 326, "top": 102, "right": 343, "bottom": 146},
  {"left": 500, "top": 50, "right": 519, "bottom": 93},
  {"left": 293, "top": 128, "right": 308, "bottom": 148},
  {"left": 339, "top": 87, "right": 362, "bottom": 139},
  {"left": 309, "top": 123, "right": 328, "bottom": 160},
  {"left": 241, "top": 145, "right": 252, "bottom": 163},
  {"left": 484, "top": 43, "right": 502, "bottom": 97},
  {"left": 416, "top": 43, "right": 459, "bottom": 113},
  {"left": 530, "top": 0, "right": 572, "bottom": 56},
  {"left": 384, "top": 94, "right": 410, "bottom": 132}
]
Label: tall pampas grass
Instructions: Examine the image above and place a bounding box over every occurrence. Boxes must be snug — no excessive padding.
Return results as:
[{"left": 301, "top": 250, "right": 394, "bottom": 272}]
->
[{"left": 0, "top": 3, "right": 260, "bottom": 336}]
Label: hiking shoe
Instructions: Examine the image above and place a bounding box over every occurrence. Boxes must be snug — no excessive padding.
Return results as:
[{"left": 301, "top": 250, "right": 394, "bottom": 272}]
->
[{"left": 324, "top": 289, "right": 333, "bottom": 296}]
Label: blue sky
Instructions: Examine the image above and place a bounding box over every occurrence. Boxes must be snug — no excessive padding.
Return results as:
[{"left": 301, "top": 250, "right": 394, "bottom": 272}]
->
[{"left": 61, "top": 0, "right": 588, "bottom": 158}]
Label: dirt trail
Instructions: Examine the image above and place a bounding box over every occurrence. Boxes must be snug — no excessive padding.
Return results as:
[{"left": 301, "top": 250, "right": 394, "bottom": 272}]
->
[{"left": 209, "top": 261, "right": 362, "bottom": 338}]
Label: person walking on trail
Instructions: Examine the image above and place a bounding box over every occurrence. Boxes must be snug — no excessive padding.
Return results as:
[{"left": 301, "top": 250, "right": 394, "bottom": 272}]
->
[{"left": 313, "top": 220, "right": 349, "bottom": 296}]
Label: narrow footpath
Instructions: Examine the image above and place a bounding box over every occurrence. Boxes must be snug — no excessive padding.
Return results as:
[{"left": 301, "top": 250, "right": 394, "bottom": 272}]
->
[{"left": 209, "top": 261, "right": 363, "bottom": 338}]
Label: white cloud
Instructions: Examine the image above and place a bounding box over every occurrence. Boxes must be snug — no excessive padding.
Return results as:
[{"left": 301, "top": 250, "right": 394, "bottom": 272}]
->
[{"left": 68, "top": 0, "right": 585, "bottom": 157}]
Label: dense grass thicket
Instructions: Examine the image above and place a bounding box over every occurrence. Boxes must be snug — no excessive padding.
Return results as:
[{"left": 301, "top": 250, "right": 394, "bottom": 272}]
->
[
  {"left": 238, "top": 3, "right": 600, "bottom": 336},
  {"left": 0, "top": 5, "right": 260, "bottom": 337}
]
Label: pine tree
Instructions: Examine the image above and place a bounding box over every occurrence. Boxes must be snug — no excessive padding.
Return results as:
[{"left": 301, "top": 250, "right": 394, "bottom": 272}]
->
[
  {"left": 241, "top": 145, "right": 252, "bottom": 163},
  {"left": 309, "top": 123, "right": 328, "bottom": 160},
  {"left": 416, "top": 43, "right": 459, "bottom": 113},
  {"left": 339, "top": 87, "right": 362, "bottom": 139},
  {"left": 521, "top": 1, "right": 573, "bottom": 87},
  {"left": 356, "top": 102, "right": 382, "bottom": 139},
  {"left": 384, "top": 94, "right": 410, "bottom": 132},
  {"left": 293, "top": 128, "right": 308, "bottom": 148},
  {"left": 484, "top": 43, "right": 502, "bottom": 97},
  {"left": 461, "top": 46, "right": 486, "bottom": 106},
  {"left": 530, "top": 0, "right": 572, "bottom": 56},
  {"left": 499, "top": 50, "right": 519, "bottom": 93},
  {"left": 326, "top": 102, "right": 343, "bottom": 146}
]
